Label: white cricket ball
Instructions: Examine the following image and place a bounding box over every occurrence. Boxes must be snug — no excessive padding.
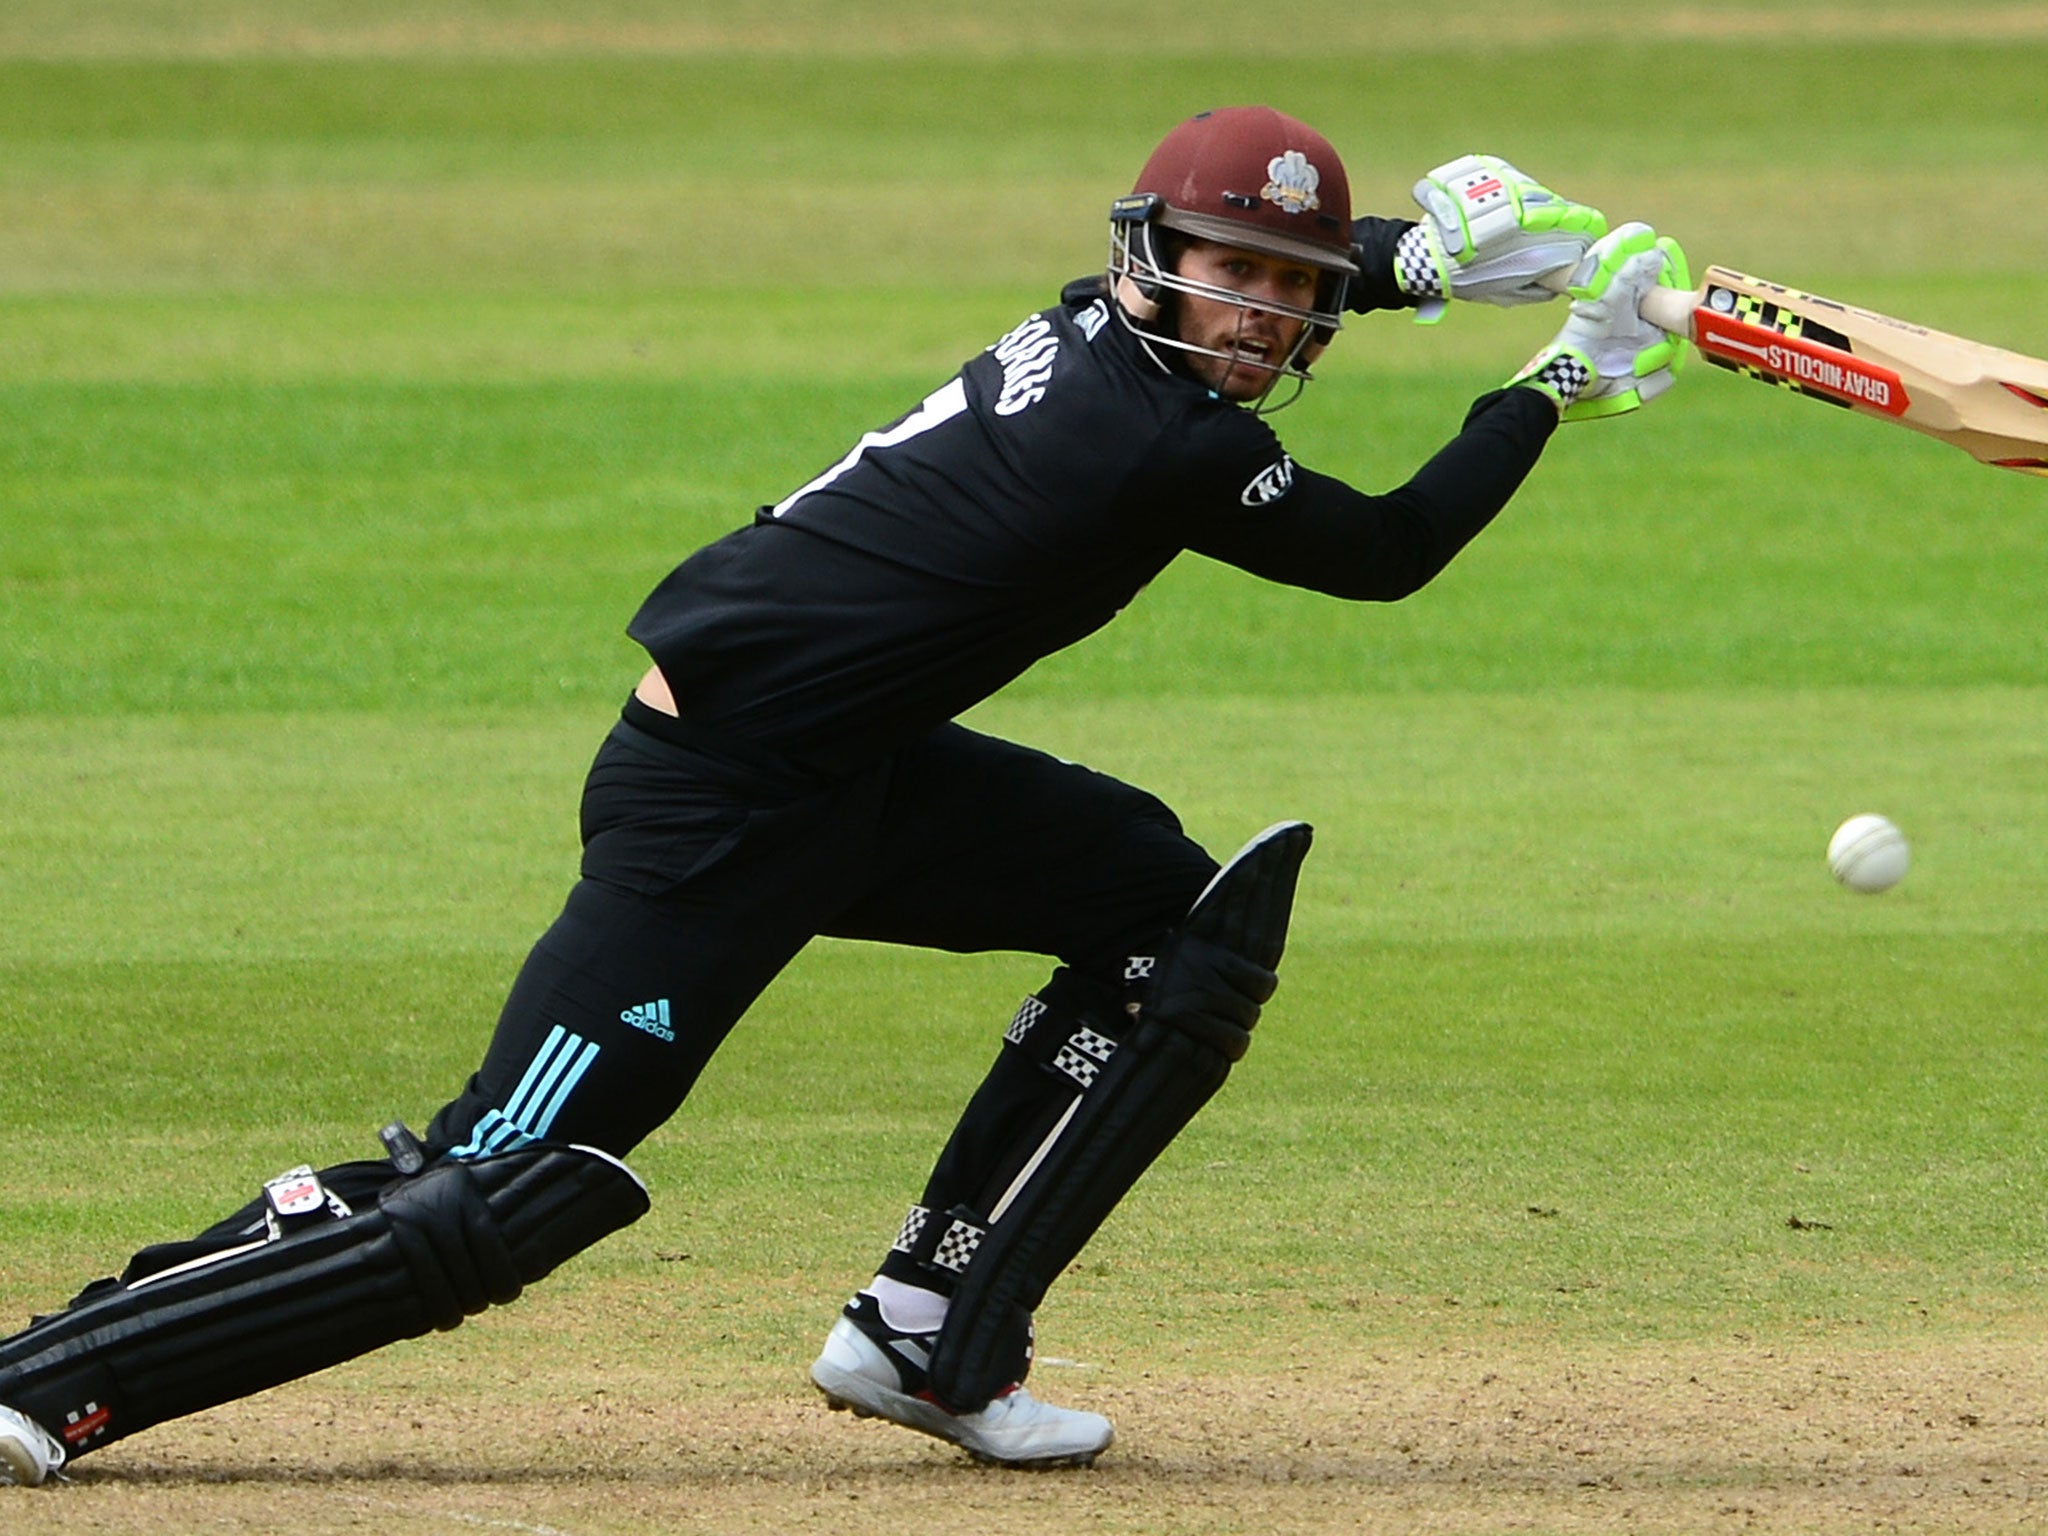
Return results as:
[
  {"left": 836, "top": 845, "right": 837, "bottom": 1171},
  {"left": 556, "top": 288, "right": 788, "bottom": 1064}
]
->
[{"left": 1827, "top": 813, "right": 1910, "bottom": 893}]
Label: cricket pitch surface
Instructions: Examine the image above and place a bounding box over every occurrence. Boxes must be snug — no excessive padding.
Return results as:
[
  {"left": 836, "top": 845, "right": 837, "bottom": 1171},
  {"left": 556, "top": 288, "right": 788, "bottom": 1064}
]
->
[{"left": 21, "top": 1336, "right": 2048, "bottom": 1534}]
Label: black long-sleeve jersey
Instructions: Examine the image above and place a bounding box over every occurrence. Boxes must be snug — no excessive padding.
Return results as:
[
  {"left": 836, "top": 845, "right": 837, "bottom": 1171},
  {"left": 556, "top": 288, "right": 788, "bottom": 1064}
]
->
[{"left": 629, "top": 271, "right": 1556, "bottom": 774}]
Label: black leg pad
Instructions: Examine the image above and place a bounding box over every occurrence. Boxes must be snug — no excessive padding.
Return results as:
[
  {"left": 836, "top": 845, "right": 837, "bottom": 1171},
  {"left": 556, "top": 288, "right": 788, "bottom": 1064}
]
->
[
  {"left": 0, "top": 1144, "right": 648, "bottom": 1461},
  {"left": 923, "top": 1013, "right": 1230, "bottom": 1413},
  {"left": 926, "top": 821, "right": 1312, "bottom": 1411}
]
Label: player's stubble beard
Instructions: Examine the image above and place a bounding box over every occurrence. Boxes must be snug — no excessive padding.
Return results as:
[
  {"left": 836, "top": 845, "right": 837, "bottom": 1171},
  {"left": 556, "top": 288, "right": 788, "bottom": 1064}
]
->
[{"left": 1174, "top": 301, "right": 1302, "bottom": 402}]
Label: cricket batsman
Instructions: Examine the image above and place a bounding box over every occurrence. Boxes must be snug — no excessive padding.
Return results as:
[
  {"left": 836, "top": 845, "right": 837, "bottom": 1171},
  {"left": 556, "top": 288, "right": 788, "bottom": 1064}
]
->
[{"left": 0, "top": 105, "right": 1685, "bottom": 1484}]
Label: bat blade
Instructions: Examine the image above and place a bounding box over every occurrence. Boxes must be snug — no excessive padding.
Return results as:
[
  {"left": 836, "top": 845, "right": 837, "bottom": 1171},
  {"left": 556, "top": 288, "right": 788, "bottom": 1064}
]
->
[{"left": 1645, "top": 267, "right": 2048, "bottom": 477}]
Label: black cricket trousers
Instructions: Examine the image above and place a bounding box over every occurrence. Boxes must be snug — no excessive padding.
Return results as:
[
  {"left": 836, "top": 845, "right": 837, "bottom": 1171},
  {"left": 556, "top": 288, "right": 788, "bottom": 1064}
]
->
[{"left": 423, "top": 700, "right": 1220, "bottom": 1168}]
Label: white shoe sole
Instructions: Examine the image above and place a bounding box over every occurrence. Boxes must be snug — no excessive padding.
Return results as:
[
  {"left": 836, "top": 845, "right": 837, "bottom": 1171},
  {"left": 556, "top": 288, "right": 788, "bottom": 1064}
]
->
[{"left": 810, "top": 1321, "right": 1111, "bottom": 1468}]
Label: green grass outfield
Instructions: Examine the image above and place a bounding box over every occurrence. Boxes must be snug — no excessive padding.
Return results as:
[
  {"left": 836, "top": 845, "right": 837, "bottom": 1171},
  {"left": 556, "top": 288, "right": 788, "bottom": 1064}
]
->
[{"left": 3, "top": 0, "right": 2047, "bottom": 1460}]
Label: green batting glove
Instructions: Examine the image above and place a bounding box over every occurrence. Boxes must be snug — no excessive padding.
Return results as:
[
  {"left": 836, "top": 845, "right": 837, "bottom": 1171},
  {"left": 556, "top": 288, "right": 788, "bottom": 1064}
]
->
[
  {"left": 1510, "top": 225, "right": 1691, "bottom": 419},
  {"left": 1396, "top": 153, "right": 1607, "bottom": 322}
]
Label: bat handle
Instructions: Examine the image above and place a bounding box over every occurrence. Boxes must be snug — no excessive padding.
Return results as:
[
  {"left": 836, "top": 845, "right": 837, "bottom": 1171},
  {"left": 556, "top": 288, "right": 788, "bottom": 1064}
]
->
[
  {"left": 1535, "top": 269, "right": 1701, "bottom": 338},
  {"left": 1639, "top": 282, "right": 1701, "bottom": 337}
]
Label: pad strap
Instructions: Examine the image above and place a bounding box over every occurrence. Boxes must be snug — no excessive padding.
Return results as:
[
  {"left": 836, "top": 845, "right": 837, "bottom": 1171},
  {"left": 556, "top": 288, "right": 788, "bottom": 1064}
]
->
[
  {"left": 1002, "top": 991, "right": 1123, "bottom": 1090},
  {"left": 891, "top": 1202, "right": 991, "bottom": 1280}
]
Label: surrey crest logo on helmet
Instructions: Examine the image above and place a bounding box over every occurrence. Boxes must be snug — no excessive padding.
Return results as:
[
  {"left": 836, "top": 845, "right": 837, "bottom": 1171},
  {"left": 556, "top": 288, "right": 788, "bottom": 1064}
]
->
[{"left": 1261, "top": 151, "right": 1321, "bottom": 216}]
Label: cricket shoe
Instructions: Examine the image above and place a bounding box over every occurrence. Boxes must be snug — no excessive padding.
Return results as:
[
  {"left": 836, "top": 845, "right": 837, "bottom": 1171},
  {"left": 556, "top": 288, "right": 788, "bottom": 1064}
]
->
[
  {"left": 0, "top": 1404, "right": 64, "bottom": 1487},
  {"left": 809, "top": 1293, "right": 1113, "bottom": 1468}
]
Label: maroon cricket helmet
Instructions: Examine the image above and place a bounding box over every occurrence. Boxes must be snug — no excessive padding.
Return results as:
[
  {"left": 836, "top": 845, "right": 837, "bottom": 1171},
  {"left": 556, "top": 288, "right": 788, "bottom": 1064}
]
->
[
  {"left": 1106, "top": 106, "right": 1357, "bottom": 407},
  {"left": 1124, "top": 105, "right": 1358, "bottom": 275}
]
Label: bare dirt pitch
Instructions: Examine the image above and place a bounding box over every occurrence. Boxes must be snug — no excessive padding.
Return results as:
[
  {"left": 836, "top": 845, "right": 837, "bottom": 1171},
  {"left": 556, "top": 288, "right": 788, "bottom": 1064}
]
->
[{"left": 22, "top": 1336, "right": 2048, "bottom": 1534}]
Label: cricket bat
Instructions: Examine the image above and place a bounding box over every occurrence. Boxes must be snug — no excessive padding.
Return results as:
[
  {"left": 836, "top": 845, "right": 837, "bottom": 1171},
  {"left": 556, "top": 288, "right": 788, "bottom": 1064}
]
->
[{"left": 1634, "top": 268, "right": 2048, "bottom": 477}]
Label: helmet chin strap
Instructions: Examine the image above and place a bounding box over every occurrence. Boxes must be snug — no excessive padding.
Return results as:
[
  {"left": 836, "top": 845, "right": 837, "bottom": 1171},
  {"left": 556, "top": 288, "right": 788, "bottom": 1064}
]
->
[{"left": 1113, "top": 273, "right": 1162, "bottom": 323}]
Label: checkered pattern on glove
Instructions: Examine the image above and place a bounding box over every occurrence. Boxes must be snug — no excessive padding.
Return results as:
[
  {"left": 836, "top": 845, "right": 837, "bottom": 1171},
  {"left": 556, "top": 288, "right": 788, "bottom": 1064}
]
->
[
  {"left": 1514, "top": 347, "right": 1595, "bottom": 408},
  {"left": 1393, "top": 224, "right": 1446, "bottom": 301}
]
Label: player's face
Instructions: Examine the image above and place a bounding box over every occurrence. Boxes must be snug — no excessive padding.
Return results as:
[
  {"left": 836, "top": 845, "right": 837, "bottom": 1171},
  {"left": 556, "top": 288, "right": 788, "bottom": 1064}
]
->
[{"left": 1171, "top": 239, "right": 1322, "bottom": 400}]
